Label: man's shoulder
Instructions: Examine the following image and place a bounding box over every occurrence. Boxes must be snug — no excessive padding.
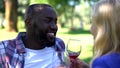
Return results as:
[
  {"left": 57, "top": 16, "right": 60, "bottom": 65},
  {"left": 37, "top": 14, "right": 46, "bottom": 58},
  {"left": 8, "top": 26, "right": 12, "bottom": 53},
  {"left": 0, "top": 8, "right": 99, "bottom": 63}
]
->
[
  {"left": 56, "top": 37, "right": 64, "bottom": 41},
  {"left": 56, "top": 37, "right": 65, "bottom": 45},
  {"left": 0, "top": 39, "right": 15, "bottom": 56},
  {"left": 0, "top": 40, "right": 10, "bottom": 48},
  {"left": 55, "top": 37, "right": 65, "bottom": 51},
  {"left": 0, "top": 39, "right": 16, "bottom": 49}
]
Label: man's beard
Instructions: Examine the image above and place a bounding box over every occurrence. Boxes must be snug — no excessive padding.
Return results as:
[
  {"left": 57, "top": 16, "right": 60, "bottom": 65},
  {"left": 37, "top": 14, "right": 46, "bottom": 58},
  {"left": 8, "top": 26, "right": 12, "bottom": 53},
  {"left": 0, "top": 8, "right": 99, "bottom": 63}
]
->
[
  {"left": 34, "top": 31, "right": 56, "bottom": 48},
  {"left": 32, "top": 24, "right": 56, "bottom": 49}
]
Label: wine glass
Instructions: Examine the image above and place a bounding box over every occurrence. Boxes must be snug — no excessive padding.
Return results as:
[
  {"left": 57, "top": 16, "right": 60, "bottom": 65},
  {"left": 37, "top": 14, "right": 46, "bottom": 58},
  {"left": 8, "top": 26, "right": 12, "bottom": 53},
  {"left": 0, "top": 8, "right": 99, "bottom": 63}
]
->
[
  {"left": 56, "top": 48, "right": 70, "bottom": 68},
  {"left": 67, "top": 39, "right": 82, "bottom": 60}
]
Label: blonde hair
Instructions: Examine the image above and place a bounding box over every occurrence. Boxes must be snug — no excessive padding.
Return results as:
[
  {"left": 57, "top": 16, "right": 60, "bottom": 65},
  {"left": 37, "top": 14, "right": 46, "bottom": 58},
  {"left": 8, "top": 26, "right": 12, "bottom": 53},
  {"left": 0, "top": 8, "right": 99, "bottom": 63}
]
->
[{"left": 91, "top": 0, "right": 120, "bottom": 63}]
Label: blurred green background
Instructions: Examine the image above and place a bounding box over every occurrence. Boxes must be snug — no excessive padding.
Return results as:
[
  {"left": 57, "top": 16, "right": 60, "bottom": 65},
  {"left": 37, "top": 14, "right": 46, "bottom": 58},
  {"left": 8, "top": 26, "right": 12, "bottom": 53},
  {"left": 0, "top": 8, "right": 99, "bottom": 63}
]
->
[{"left": 0, "top": 0, "right": 99, "bottom": 64}]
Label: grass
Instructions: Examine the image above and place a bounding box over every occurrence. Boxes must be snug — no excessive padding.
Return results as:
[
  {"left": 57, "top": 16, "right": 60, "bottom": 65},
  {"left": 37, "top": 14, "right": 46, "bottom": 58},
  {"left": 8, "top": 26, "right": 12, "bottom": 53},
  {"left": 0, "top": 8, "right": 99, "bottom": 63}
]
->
[
  {"left": 0, "top": 29, "right": 18, "bottom": 41},
  {"left": 0, "top": 27, "right": 93, "bottom": 64}
]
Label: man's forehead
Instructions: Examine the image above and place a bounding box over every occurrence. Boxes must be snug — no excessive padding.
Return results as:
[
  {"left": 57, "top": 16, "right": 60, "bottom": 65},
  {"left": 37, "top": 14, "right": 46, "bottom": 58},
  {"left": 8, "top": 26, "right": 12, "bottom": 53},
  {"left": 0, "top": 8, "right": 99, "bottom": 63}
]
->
[{"left": 33, "top": 6, "right": 52, "bottom": 12}]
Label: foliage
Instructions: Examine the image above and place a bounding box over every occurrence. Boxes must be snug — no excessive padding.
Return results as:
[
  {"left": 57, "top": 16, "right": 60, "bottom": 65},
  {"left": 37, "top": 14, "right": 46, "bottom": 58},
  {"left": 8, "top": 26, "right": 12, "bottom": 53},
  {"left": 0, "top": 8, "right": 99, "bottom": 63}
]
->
[
  {"left": 0, "top": 0, "right": 99, "bottom": 31},
  {"left": 0, "top": 0, "right": 4, "bottom": 13},
  {"left": 30, "top": 0, "right": 49, "bottom": 4},
  {"left": 86, "top": 0, "right": 99, "bottom": 6}
]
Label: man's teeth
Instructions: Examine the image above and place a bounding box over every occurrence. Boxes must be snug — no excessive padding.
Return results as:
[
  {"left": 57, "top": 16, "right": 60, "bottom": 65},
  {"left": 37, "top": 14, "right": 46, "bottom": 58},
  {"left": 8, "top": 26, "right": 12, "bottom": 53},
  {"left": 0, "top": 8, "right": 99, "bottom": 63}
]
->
[{"left": 48, "top": 33, "right": 54, "bottom": 35}]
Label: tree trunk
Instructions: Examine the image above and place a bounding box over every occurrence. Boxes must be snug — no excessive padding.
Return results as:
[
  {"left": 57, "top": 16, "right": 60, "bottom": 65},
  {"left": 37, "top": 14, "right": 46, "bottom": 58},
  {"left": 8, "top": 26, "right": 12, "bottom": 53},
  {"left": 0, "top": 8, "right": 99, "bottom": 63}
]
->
[
  {"left": 79, "top": 16, "right": 84, "bottom": 30},
  {"left": 4, "top": 0, "right": 18, "bottom": 32},
  {"left": 57, "top": 11, "right": 62, "bottom": 28},
  {"left": 57, "top": 15, "right": 62, "bottom": 28},
  {"left": 63, "top": 8, "right": 68, "bottom": 28},
  {"left": 70, "top": 5, "right": 75, "bottom": 30}
]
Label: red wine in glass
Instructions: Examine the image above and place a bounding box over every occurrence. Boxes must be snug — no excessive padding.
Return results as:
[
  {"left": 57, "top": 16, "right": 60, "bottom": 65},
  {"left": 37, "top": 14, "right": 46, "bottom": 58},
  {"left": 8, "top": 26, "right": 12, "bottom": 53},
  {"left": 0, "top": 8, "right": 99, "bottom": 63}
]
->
[
  {"left": 67, "top": 39, "right": 82, "bottom": 60},
  {"left": 69, "top": 52, "right": 80, "bottom": 60}
]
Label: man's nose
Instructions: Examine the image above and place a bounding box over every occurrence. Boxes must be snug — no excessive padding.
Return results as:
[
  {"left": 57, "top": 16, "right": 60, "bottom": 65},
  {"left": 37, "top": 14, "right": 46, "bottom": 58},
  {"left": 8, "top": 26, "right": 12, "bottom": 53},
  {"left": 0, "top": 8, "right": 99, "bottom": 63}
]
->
[{"left": 50, "top": 22, "right": 58, "bottom": 30}]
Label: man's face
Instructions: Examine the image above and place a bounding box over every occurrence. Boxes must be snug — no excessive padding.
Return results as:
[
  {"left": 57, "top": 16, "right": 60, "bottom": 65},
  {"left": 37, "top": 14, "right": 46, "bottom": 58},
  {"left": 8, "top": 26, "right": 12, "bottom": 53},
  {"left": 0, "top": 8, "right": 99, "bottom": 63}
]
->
[{"left": 30, "top": 7, "right": 58, "bottom": 46}]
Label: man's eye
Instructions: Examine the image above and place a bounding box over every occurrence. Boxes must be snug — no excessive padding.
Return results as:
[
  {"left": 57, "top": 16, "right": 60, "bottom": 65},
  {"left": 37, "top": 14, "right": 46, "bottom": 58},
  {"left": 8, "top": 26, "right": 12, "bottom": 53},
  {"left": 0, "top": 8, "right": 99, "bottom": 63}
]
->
[{"left": 44, "top": 19, "right": 51, "bottom": 22}]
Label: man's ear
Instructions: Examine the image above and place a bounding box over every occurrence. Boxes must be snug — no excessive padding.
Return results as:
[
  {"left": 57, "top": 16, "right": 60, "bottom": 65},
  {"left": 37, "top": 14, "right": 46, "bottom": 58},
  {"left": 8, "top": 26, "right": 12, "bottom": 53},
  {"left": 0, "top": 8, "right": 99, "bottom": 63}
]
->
[{"left": 25, "top": 19, "right": 31, "bottom": 26}]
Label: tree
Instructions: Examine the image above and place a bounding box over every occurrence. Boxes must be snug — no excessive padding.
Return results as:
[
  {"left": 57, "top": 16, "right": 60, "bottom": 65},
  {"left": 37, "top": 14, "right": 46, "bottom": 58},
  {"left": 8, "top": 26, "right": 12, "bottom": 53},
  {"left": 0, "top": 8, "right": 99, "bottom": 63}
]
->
[
  {"left": 47, "top": 0, "right": 79, "bottom": 28},
  {"left": 69, "top": 0, "right": 80, "bottom": 30},
  {"left": 4, "top": 0, "right": 18, "bottom": 32},
  {"left": 47, "top": 0, "right": 69, "bottom": 27},
  {"left": 0, "top": 0, "right": 5, "bottom": 28}
]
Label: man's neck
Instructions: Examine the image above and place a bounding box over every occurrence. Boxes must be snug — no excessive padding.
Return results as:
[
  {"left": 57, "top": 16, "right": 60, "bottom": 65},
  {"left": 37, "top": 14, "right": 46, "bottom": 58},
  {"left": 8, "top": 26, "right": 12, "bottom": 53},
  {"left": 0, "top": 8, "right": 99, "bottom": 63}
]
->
[{"left": 23, "top": 38, "right": 46, "bottom": 50}]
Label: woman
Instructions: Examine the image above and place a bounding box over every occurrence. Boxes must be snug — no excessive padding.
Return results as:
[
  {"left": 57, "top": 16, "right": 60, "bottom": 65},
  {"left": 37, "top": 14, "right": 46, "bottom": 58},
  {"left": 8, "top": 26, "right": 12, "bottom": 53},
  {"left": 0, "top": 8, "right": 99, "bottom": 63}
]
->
[{"left": 90, "top": 0, "right": 120, "bottom": 68}]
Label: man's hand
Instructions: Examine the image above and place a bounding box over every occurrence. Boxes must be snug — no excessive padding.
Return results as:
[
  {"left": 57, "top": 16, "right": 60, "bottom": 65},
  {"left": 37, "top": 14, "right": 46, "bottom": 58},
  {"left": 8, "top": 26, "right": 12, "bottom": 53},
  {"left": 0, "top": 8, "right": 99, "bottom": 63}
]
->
[{"left": 70, "top": 58, "right": 89, "bottom": 68}]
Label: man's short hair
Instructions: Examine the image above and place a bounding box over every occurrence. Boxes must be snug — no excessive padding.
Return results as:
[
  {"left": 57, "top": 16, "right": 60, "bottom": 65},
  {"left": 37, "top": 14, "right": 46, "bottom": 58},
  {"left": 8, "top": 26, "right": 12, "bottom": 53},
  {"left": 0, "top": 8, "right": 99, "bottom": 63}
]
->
[{"left": 24, "top": 4, "right": 52, "bottom": 20}]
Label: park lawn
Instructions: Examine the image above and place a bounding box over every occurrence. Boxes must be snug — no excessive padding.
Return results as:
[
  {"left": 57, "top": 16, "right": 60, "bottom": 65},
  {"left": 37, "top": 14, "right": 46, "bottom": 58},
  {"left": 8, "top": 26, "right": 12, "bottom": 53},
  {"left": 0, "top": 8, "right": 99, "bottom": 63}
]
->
[
  {"left": 0, "top": 27, "right": 93, "bottom": 64},
  {"left": 0, "top": 29, "right": 18, "bottom": 41}
]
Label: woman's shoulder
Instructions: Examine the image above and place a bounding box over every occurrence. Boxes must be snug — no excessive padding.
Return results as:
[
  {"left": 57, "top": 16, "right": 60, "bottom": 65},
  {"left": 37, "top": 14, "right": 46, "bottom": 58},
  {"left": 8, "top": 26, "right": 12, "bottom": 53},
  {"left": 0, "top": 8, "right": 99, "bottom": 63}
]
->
[
  {"left": 92, "top": 52, "right": 120, "bottom": 68},
  {"left": 98, "top": 52, "right": 120, "bottom": 61}
]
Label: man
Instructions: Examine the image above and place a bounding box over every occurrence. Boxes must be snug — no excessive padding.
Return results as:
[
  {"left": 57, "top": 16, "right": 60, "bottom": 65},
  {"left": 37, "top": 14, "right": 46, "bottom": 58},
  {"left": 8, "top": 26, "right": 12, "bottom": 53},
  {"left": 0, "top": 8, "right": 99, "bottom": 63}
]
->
[
  {"left": 0, "top": 4, "right": 87, "bottom": 68},
  {"left": 0, "top": 4, "right": 64, "bottom": 68}
]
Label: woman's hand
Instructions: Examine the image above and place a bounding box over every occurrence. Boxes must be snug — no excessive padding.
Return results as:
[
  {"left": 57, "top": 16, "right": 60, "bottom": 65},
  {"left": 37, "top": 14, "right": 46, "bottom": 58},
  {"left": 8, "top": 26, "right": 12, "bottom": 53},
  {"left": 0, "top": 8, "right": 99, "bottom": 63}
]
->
[{"left": 70, "top": 58, "right": 89, "bottom": 68}]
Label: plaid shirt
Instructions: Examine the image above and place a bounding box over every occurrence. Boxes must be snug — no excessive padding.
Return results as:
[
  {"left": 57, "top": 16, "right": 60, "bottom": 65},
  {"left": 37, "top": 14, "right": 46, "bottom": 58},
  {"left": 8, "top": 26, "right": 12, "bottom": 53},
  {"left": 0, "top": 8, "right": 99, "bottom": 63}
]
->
[{"left": 0, "top": 32, "right": 65, "bottom": 68}]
